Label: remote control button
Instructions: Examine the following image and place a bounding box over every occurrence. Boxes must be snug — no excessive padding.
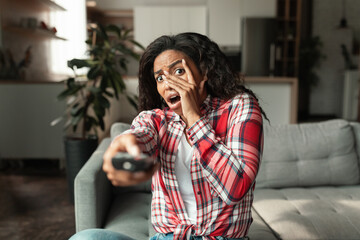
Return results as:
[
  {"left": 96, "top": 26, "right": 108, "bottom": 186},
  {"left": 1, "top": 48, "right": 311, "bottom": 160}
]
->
[{"left": 123, "top": 161, "right": 133, "bottom": 170}]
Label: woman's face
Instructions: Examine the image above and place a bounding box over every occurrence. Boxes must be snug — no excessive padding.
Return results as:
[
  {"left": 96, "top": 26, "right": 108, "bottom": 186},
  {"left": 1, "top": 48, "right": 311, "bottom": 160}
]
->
[{"left": 153, "top": 49, "right": 207, "bottom": 116}]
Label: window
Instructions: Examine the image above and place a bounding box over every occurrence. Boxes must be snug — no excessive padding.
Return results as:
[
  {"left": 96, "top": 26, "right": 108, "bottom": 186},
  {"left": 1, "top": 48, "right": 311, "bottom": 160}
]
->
[{"left": 50, "top": 0, "right": 87, "bottom": 78}]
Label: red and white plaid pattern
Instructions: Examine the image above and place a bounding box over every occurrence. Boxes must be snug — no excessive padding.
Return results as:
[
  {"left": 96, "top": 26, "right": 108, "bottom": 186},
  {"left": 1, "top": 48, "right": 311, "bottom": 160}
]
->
[{"left": 123, "top": 93, "right": 263, "bottom": 240}]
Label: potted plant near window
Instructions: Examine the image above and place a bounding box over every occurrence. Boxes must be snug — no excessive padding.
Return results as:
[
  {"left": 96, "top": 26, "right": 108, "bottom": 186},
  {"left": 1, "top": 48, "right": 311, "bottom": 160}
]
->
[{"left": 52, "top": 24, "right": 143, "bottom": 202}]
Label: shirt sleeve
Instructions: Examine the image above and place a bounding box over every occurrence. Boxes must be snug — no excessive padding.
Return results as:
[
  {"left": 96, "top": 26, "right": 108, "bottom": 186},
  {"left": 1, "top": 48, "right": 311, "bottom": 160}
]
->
[
  {"left": 113, "top": 110, "right": 160, "bottom": 157},
  {"left": 187, "top": 95, "right": 263, "bottom": 205}
]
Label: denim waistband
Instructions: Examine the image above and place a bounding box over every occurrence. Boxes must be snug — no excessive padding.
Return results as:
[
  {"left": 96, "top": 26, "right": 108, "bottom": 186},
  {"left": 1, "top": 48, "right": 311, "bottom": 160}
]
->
[{"left": 150, "top": 233, "right": 247, "bottom": 240}]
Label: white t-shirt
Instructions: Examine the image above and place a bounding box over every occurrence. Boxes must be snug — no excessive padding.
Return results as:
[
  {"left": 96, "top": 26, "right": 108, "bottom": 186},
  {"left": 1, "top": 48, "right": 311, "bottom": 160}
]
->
[{"left": 175, "top": 132, "right": 197, "bottom": 224}]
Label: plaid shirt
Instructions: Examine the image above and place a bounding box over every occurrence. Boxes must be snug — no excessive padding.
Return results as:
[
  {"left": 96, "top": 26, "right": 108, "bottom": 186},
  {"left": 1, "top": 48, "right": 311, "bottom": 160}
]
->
[{"left": 124, "top": 93, "right": 263, "bottom": 239}]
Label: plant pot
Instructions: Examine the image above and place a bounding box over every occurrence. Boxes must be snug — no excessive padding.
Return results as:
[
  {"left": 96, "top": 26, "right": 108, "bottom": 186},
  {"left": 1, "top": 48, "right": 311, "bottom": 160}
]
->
[{"left": 64, "top": 135, "right": 98, "bottom": 203}]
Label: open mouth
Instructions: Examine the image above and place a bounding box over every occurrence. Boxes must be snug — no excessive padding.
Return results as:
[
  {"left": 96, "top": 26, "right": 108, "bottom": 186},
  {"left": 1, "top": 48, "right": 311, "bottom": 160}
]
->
[
  {"left": 170, "top": 95, "right": 181, "bottom": 105},
  {"left": 168, "top": 94, "right": 181, "bottom": 105}
]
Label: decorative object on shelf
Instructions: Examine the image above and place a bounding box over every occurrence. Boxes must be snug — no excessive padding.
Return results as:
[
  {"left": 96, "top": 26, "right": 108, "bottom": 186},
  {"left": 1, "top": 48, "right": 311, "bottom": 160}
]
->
[
  {"left": 51, "top": 24, "right": 144, "bottom": 202},
  {"left": 39, "top": 20, "right": 58, "bottom": 35},
  {"left": 0, "top": 46, "right": 32, "bottom": 80},
  {"left": 20, "top": 17, "right": 38, "bottom": 29}
]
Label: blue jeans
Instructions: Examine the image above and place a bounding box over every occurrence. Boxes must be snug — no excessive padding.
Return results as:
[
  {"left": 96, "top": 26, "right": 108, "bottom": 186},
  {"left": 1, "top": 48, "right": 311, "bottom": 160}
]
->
[
  {"left": 150, "top": 233, "right": 245, "bottom": 240},
  {"left": 69, "top": 229, "right": 246, "bottom": 240},
  {"left": 69, "top": 229, "right": 134, "bottom": 240}
]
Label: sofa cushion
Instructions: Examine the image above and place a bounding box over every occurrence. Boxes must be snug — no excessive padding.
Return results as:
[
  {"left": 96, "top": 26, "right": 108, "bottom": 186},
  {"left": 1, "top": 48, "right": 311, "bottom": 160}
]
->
[
  {"left": 256, "top": 119, "right": 360, "bottom": 188},
  {"left": 248, "top": 209, "right": 278, "bottom": 240},
  {"left": 104, "top": 192, "right": 154, "bottom": 240},
  {"left": 253, "top": 186, "right": 360, "bottom": 240},
  {"left": 350, "top": 122, "right": 360, "bottom": 167}
]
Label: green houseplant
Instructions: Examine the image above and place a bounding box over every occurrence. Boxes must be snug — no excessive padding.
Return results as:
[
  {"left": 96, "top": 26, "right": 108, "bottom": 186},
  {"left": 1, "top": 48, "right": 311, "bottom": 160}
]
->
[
  {"left": 53, "top": 24, "right": 143, "bottom": 202},
  {"left": 298, "top": 36, "right": 326, "bottom": 121}
]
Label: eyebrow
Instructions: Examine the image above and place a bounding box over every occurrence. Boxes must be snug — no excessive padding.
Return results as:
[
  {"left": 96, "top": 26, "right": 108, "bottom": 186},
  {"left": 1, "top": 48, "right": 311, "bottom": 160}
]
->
[{"left": 154, "top": 59, "right": 183, "bottom": 75}]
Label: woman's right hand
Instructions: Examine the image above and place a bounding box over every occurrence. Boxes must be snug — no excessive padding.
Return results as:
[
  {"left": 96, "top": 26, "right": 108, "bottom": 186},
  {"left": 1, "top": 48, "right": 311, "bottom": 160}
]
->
[{"left": 102, "top": 133, "right": 159, "bottom": 186}]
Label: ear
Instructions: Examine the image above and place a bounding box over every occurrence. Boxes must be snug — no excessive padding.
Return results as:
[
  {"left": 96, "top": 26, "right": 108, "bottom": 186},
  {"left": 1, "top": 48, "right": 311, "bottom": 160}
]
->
[
  {"left": 201, "top": 70, "right": 208, "bottom": 82},
  {"left": 199, "top": 74, "right": 207, "bottom": 92},
  {"left": 202, "top": 75, "right": 208, "bottom": 82}
]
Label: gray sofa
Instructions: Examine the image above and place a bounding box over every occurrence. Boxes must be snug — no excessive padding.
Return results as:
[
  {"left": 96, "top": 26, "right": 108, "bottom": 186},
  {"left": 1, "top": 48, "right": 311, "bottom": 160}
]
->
[{"left": 74, "top": 119, "right": 360, "bottom": 239}]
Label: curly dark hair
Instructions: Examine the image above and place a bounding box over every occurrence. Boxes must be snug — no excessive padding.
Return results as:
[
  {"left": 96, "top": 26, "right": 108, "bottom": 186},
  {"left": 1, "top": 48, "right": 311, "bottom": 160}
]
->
[{"left": 138, "top": 32, "right": 267, "bottom": 119}]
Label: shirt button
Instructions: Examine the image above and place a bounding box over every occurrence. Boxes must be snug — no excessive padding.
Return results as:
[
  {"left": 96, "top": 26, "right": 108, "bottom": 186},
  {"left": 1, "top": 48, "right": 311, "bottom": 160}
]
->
[{"left": 197, "top": 191, "right": 201, "bottom": 195}]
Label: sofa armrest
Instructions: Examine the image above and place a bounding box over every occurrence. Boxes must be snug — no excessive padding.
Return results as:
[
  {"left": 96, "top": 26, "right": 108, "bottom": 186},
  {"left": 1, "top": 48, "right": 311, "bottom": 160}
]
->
[
  {"left": 111, "top": 122, "right": 131, "bottom": 140},
  {"left": 74, "top": 138, "right": 113, "bottom": 232}
]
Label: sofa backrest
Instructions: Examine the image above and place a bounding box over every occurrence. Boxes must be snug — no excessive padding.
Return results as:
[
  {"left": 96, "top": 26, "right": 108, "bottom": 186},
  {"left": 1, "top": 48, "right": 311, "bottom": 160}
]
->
[
  {"left": 256, "top": 119, "right": 360, "bottom": 189},
  {"left": 350, "top": 122, "right": 360, "bottom": 163}
]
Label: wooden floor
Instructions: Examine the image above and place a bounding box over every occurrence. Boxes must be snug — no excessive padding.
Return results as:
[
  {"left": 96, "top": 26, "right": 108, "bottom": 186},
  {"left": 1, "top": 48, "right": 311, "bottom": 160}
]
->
[{"left": 0, "top": 160, "right": 75, "bottom": 240}]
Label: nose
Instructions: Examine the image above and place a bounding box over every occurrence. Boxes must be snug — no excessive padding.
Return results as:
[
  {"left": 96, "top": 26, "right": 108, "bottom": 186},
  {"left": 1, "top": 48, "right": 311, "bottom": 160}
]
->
[{"left": 163, "top": 80, "right": 173, "bottom": 90}]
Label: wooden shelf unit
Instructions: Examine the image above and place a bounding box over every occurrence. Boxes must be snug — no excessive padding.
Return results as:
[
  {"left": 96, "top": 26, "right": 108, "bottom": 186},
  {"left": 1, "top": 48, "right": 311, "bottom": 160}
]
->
[
  {"left": 3, "top": 26, "right": 67, "bottom": 41},
  {"left": 0, "top": 0, "right": 68, "bottom": 81},
  {"left": 38, "top": 0, "right": 66, "bottom": 11},
  {"left": 275, "top": 0, "right": 302, "bottom": 77},
  {"left": 86, "top": 6, "right": 134, "bottom": 31}
]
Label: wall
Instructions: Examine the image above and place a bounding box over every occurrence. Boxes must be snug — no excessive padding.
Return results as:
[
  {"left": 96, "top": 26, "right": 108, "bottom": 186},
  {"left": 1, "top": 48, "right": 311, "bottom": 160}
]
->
[
  {"left": 0, "top": 80, "right": 138, "bottom": 160},
  {"left": 0, "top": 83, "right": 65, "bottom": 159},
  {"left": 93, "top": 0, "right": 276, "bottom": 48},
  {"left": 310, "top": 0, "right": 360, "bottom": 117}
]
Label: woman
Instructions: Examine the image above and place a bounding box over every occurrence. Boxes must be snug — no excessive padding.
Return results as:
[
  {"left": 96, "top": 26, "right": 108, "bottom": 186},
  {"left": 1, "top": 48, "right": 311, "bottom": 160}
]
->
[{"left": 72, "top": 32, "right": 264, "bottom": 240}]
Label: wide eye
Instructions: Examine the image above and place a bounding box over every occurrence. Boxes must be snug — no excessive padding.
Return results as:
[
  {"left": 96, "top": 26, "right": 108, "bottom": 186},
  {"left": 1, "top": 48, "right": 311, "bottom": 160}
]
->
[
  {"left": 174, "top": 68, "right": 185, "bottom": 75},
  {"left": 156, "top": 74, "right": 164, "bottom": 82}
]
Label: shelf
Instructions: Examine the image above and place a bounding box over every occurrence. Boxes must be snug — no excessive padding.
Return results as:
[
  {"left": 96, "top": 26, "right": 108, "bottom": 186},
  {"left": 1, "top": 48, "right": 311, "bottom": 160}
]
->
[
  {"left": 37, "top": 0, "right": 66, "bottom": 11},
  {"left": 4, "top": 26, "right": 67, "bottom": 40},
  {"left": 87, "top": 6, "right": 133, "bottom": 18}
]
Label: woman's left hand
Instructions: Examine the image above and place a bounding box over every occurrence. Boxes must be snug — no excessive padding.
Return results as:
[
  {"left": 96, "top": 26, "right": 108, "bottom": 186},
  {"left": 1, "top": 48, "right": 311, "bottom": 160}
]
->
[{"left": 163, "top": 59, "right": 207, "bottom": 127}]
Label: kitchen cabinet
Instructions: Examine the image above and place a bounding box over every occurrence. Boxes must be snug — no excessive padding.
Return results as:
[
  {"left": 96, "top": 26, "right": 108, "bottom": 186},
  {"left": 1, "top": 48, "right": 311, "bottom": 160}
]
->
[
  {"left": 246, "top": 76, "right": 298, "bottom": 124},
  {"left": 208, "top": 0, "right": 276, "bottom": 48}
]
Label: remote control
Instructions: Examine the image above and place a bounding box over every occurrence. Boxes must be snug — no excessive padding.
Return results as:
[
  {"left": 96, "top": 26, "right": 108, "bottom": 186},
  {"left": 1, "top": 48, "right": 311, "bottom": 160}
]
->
[{"left": 111, "top": 152, "right": 153, "bottom": 172}]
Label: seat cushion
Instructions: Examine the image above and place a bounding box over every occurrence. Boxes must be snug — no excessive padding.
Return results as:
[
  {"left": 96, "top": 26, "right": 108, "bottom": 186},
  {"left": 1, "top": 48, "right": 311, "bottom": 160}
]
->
[
  {"left": 248, "top": 209, "right": 278, "bottom": 240},
  {"left": 253, "top": 186, "right": 360, "bottom": 240},
  {"left": 104, "top": 192, "right": 154, "bottom": 240},
  {"left": 257, "top": 119, "right": 360, "bottom": 188}
]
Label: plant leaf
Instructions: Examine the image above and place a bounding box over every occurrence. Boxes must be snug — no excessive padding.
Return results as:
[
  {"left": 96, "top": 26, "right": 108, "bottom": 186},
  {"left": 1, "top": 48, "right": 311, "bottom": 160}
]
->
[
  {"left": 50, "top": 116, "right": 63, "bottom": 126},
  {"left": 106, "top": 24, "right": 121, "bottom": 37},
  {"left": 87, "top": 66, "right": 101, "bottom": 80},
  {"left": 103, "top": 90, "right": 114, "bottom": 98},
  {"left": 68, "top": 59, "right": 91, "bottom": 69},
  {"left": 129, "top": 39, "right": 145, "bottom": 51},
  {"left": 98, "top": 95, "right": 110, "bottom": 109},
  {"left": 88, "top": 86, "right": 101, "bottom": 94},
  {"left": 126, "top": 94, "right": 138, "bottom": 111},
  {"left": 71, "top": 105, "right": 83, "bottom": 117}
]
